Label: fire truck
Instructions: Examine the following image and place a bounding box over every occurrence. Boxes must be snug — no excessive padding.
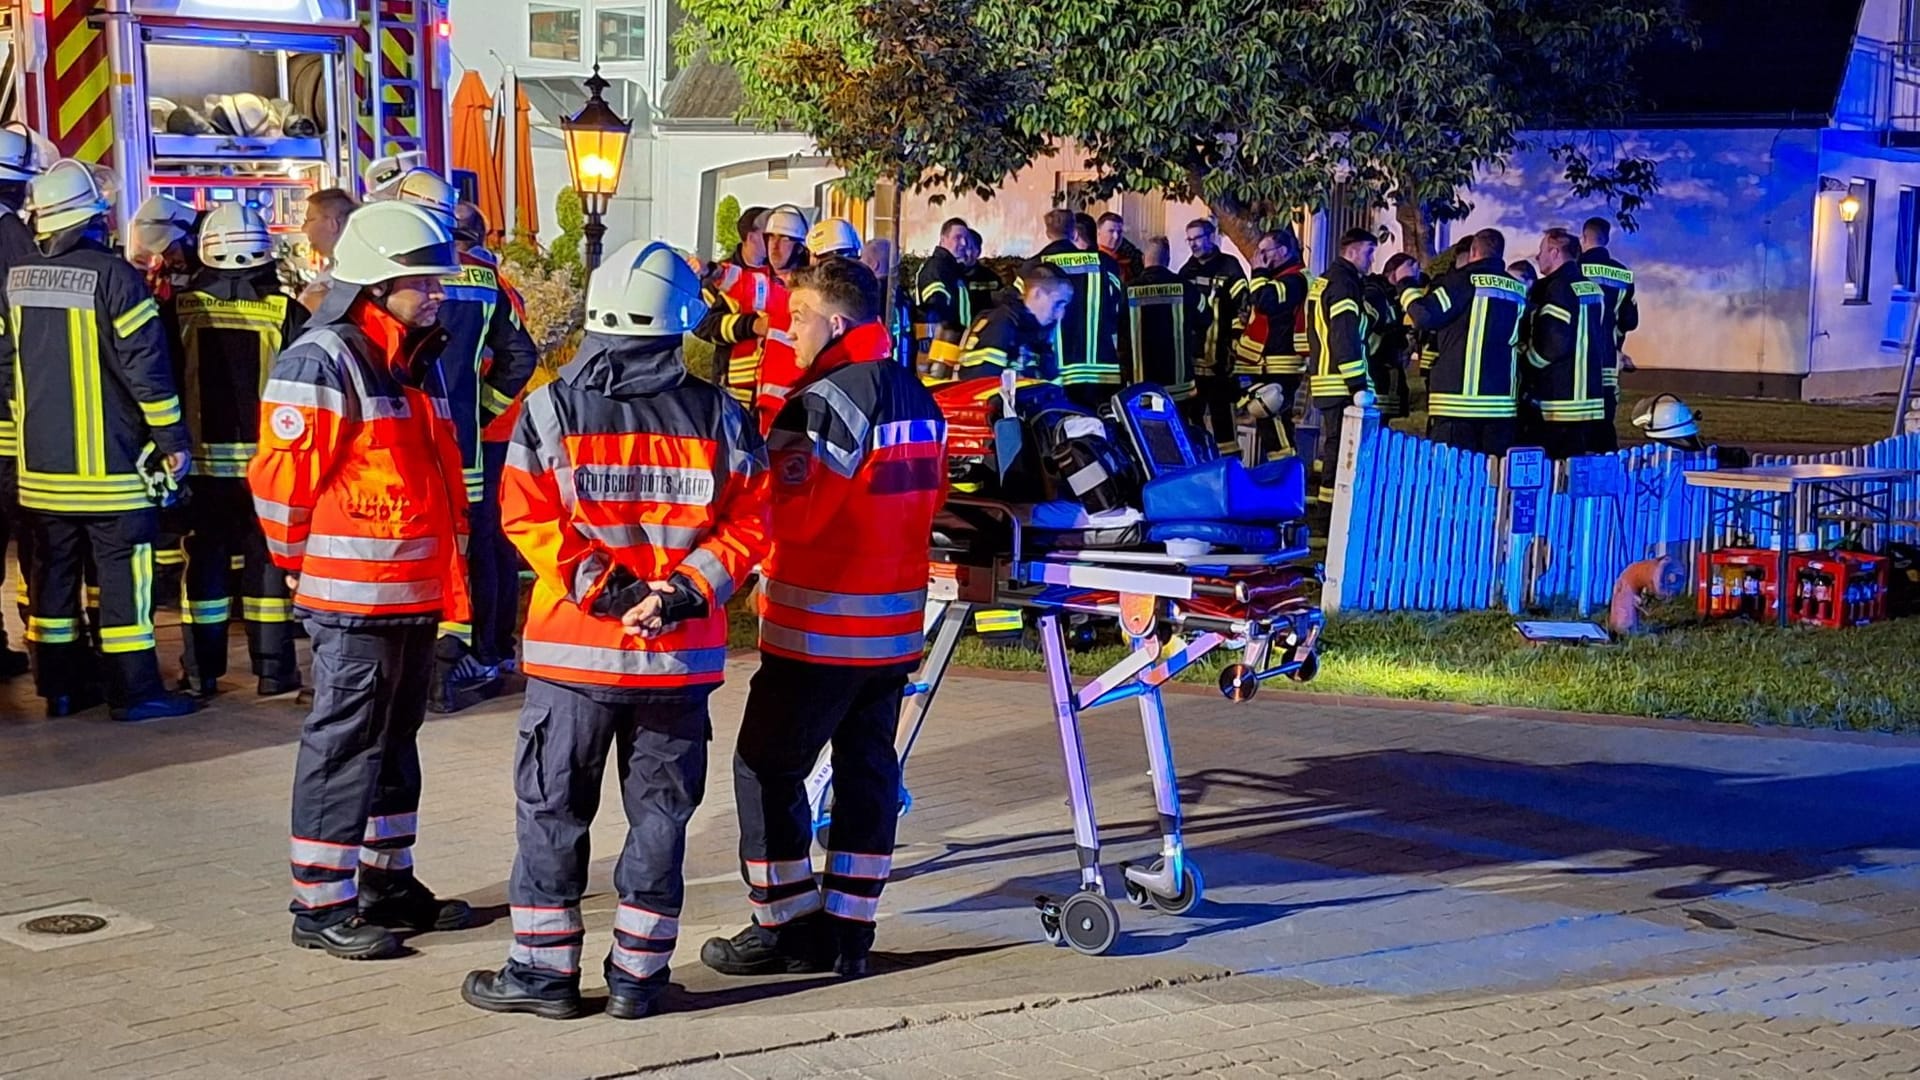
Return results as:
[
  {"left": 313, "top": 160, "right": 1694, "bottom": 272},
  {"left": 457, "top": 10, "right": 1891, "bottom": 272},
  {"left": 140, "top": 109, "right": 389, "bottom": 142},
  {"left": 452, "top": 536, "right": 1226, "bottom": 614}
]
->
[{"left": 0, "top": 0, "right": 450, "bottom": 233}]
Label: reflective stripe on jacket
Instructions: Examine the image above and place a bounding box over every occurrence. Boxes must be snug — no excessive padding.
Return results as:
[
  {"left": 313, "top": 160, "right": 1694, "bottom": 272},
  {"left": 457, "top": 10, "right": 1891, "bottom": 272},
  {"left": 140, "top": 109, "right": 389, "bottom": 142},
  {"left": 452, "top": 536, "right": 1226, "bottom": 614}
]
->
[
  {"left": 692, "top": 253, "right": 778, "bottom": 403},
  {"left": 438, "top": 252, "right": 539, "bottom": 496},
  {"left": 1409, "top": 257, "right": 1526, "bottom": 419},
  {"left": 761, "top": 321, "right": 947, "bottom": 667},
  {"left": 247, "top": 291, "right": 470, "bottom": 624},
  {"left": 172, "top": 270, "right": 310, "bottom": 478},
  {"left": 1526, "top": 266, "right": 1612, "bottom": 422},
  {"left": 503, "top": 334, "right": 769, "bottom": 692}
]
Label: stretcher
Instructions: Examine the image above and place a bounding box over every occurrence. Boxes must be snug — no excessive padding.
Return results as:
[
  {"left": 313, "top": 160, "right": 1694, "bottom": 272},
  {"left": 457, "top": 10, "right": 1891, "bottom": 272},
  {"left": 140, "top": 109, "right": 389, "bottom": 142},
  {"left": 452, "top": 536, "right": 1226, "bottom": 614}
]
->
[{"left": 806, "top": 492, "right": 1324, "bottom": 956}]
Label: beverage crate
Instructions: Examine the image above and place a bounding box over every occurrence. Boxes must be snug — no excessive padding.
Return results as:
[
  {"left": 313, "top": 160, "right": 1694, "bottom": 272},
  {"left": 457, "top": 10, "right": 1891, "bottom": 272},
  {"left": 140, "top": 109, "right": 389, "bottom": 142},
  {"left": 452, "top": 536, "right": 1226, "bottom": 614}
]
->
[
  {"left": 1697, "top": 548, "right": 1781, "bottom": 621},
  {"left": 1785, "top": 550, "right": 1889, "bottom": 628}
]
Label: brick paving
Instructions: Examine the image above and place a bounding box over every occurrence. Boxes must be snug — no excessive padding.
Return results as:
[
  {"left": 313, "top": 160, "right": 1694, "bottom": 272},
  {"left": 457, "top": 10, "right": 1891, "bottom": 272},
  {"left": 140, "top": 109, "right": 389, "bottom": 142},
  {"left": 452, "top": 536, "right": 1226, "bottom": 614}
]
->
[{"left": 3, "top": 601, "right": 1920, "bottom": 1078}]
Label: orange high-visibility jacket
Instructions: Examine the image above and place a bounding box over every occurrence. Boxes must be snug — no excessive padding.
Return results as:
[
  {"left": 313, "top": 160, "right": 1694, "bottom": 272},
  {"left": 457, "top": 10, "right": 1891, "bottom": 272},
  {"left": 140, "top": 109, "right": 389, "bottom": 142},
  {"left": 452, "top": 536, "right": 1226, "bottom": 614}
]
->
[
  {"left": 759, "top": 321, "right": 947, "bottom": 668},
  {"left": 693, "top": 254, "right": 779, "bottom": 403},
  {"left": 502, "top": 333, "right": 769, "bottom": 693},
  {"left": 248, "top": 293, "right": 471, "bottom": 623},
  {"left": 750, "top": 286, "right": 801, "bottom": 436}
]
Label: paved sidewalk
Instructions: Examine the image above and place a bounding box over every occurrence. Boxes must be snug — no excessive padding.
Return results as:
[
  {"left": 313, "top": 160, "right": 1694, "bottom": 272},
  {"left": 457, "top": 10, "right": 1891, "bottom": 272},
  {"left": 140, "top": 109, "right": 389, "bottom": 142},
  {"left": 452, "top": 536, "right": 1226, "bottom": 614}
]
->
[{"left": 3, "top": 610, "right": 1920, "bottom": 1079}]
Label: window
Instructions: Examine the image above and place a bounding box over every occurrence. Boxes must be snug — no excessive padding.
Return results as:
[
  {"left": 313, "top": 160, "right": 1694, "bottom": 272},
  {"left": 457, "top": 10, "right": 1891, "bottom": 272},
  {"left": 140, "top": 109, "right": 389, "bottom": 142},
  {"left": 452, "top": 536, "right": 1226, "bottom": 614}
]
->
[
  {"left": 529, "top": 3, "right": 582, "bottom": 63},
  {"left": 1845, "top": 177, "right": 1876, "bottom": 304},
  {"left": 1900, "top": 187, "right": 1920, "bottom": 294},
  {"left": 596, "top": 5, "right": 646, "bottom": 63}
]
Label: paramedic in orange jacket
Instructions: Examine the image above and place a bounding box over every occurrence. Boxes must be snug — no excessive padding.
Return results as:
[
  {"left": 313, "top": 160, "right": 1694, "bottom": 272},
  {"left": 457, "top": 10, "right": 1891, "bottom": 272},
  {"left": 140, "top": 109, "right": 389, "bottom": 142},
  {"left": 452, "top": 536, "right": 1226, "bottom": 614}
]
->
[
  {"left": 250, "top": 200, "right": 474, "bottom": 961},
  {"left": 750, "top": 216, "right": 863, "bottom": 434},
  {"left": 459, "top": 240, "right": 769, "bottom": 1021},
  {"left": 702, "top": 256, "right": 947, "bottom": 981}
]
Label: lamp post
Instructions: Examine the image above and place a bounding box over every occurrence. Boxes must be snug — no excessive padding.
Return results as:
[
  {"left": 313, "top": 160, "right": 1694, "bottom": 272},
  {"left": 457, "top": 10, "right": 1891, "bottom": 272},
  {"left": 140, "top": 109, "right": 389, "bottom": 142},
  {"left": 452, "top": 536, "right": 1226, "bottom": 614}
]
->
[{"left": 560, "top": 64, "right": 631, "bottom": 271}]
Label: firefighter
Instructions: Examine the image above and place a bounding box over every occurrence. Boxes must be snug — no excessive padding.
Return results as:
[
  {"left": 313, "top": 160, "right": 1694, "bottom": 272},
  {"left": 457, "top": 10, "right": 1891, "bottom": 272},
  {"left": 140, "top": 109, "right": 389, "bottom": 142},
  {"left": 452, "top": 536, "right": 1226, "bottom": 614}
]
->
[
  {"left": 1, "top": 161, "right": 196, "bottom": 721},
  {"left": 460, "top": 240, "right": 768, "bottom": 1020},
  {"left": 1179, "top": 218, "right": 1247, "bottom": 455},
  {"left": 696, "top": 206, "right": 805, "bottom": 405},
  {"left": 956, "top": 262, "right": 1074, "bottom": 381},
  {"left": 1035, "top": 208, "right": 1125, "bottom": 409},
  {"left": 384, "top": 169, "right": 540, "bottom": 711},
  {"left": 1579, "top": 217, "right": 1638, "bottom": 423},
  {"left": 0, "top": 124, "right": 39, "bottom": 679},
  {"left": 960, "top": 228, "right": 1003, "bottom": 323},
  {"left": 1097, "top": 212, "right": 1143, "bottom": 283},
  {"left": 252, "top": 200, "right": 473, "bottom": 960},
  {"left": 1234, "top": 229, "right": 1310, "bottom": 450},
  {"left": 172, "top": 203, "right": 310, "bottom": 698},
  {"left": 1364, "top": 252, "right": 1421, "bottom": 421},
  {"left": 1523, "top": 230, "right": 1614, "bottom": 459},
  {"left": 1306, "top": 229, "right": 1377, "bottom": 504},
  {"left": 702, "top": 255, "right": 946, "bottom": 980},
  {"left": 1408, "top": 228, "right": 1526, "bottom": 457},
  {"left": 913, "top": 217, "right": 971, "bottom": 379},
  {"left": 1124, "top": 236, "right": 1205, "bottom": 402},
  {"left": 754, "top": 217, "right": 862, "bottom": 434},
  {"left": 130, "top": 194, "right": 200, "bottom": 604}
]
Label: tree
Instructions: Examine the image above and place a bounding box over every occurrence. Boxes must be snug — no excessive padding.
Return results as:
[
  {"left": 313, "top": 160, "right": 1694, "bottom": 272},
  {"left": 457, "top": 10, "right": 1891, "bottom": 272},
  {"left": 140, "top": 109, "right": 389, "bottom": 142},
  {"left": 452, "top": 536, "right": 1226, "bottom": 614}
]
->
[
  {"left": 549, "top": 187, "right": 587, "bottom": 286},
  {"left": 714, "top": 194, "right": 742, "bottom": 260},
  {"left": 686, "top": 0, "right": 1690, "bottom": 260}
]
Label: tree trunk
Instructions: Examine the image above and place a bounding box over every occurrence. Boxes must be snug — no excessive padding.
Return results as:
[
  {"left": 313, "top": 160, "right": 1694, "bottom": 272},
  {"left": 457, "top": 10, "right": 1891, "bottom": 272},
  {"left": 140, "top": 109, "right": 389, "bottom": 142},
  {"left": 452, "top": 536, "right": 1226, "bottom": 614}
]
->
[
  {"left": 1209, "top": 189, "right": 1266, "bottom": 263},
  {"left": 1395, "top": 200, "right": 1436, "bottom": 261}
]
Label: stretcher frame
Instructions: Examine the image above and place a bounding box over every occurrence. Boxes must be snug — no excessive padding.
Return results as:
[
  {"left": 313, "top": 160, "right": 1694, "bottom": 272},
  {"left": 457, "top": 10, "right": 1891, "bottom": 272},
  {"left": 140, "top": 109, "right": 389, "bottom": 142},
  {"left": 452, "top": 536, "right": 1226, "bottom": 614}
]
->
[{"left": 807, "top": 497, "right": 1325, "bottom": 956}]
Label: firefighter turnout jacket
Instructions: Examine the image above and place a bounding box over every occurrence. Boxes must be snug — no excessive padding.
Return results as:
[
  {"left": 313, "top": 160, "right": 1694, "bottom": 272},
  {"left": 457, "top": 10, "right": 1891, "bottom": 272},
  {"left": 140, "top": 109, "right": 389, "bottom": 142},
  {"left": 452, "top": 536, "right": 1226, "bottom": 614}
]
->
[
  {"left": 1124, "top": 266, "right": 1204, "bottom": 400},
  {"left": 438, "top": 250, "right": 539, "bottom": 499},
  {"left": 0, "top": 211, "right": 36, "bottom": 461},
  {"left": 1525, "top": 263, "right": 1612, "bottom": 423},
  {"left": 1032, "top": 240, "right": 1125, "bottom": 388},
  {"left": 248, "top": 290, "right": 470, "bottom": 625},
  {"left": 1408, "top": 257, "right": 1527, "bottom": 421},
  {"left": 1, "top": 228, "right": 190, "bottom": 513},
  {"left": 1578, "top": 246, "right": 1637, "bottom": 399},
  {"left": 1363, "top": 274, "right": 1411, "bottom": 416},
  {"left": 914, "top": 246, "right": 970, "bottom": 368},
  {"left": 958, "top": 297, "right": 1058, "bottom": 382},
  {"left": 1179, "top": 251, "right": 1246, "bottom": 379},
  {"left": 964, "top": 263, "right": 1004, "bottom": 325},
  {"left": 1306, "top": 257, "right": 1373, "bottom": 405},
  {"left": 171, "top": 267, "right": 311, "bottom": 478},
  {"left": 503, "top": 332, "right": 769, "bottom": 697},
  {"left": 760, "top": 321, "right": 947, "bottom": 668},
  {"left": 1234, "top": 261, "right": 1310, "bottom": 376},
  {"left": 693, "top": 249, "right": 778, "bottom": 403}
]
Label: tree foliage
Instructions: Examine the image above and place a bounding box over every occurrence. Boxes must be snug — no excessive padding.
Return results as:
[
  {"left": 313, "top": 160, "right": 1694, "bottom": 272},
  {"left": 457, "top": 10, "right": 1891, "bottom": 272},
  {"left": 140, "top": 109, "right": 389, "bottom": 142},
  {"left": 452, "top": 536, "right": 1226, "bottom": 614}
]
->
[
  {"left": 714, "top": 193, "right": 742, "bottom": 260},
  {"left": 683, "top": 0, "right": 1691, "bottom": 255}
]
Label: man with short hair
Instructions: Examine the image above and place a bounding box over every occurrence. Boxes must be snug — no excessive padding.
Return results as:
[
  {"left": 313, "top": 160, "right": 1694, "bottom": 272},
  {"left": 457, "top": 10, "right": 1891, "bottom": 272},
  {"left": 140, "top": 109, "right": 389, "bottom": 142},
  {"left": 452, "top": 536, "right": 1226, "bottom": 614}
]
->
[
  {"left": 1409, "top": 228, "right": 1527, "bottom": 456},
  {"left": 1579, "top": 216, "right": 1637, "bottom": 423},
  {"left": 960, "top": 228, "right": 1004, "bottom": 325},
  {"left": 1072, "top": 212, "right": 1098, "bottom": 252},
  {"left": 1036, "top": 209, "right": 1126, "bottom": 407},
  {"left": 1234, "top": 229, "right": 1310, "bottom": 446},
  {"left": 958, "top": 262, "right": 1074, "bottom": 381},
  {"left": 297, "top": 187, "right": 357, "bottom": 311},
  {"left": 1305, "top": 229, "right": 1377, "bottom": 503},
  {"left": 1179, "top": 218, "right": 1247, "bottom": 454},
  {"left": 703, "top": 256, "right": 946, "bottom": 981},
  {"left": 1097, "top": 212, "right": 1143, "bottom": 283},
  {"left": 694, "top": 206, "right": 779, "bottom": 403},
  {"left": 914, "top": 216, "right": 971, "bottom": 377},
  {"left": 1525, "top": 230, "right": 1615, "bottom": 458},
  {"left": 1124, "top": 237, "right": 1205, "bottom": 402}
]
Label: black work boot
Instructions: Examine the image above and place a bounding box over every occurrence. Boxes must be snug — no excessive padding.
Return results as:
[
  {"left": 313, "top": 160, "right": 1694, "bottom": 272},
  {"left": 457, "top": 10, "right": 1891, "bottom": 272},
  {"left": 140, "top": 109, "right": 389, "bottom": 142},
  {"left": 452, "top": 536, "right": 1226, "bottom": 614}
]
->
[
  {"left": 111, "top": 693, "right": 199, "bottom": 724},
  {"left": 834, "top": 919, "right": 876, "bottom": 979},
  {"left": 700, "top": 913, "right": 834, "bottom": 976},
  {"left": 460, "top": 967, "right": 583, "bottom": 1020},
  {"left": 291, "top": 915, "right": 400, "bottom": 960},
  {"left": 177, "top": 675, "right": 219, "bottom": 700},
  {"left": 257, "top": 675, "right": 302, "bottom": 697},
  {"left": 360, "top": 878, "right": 472, "bottom": 933}
]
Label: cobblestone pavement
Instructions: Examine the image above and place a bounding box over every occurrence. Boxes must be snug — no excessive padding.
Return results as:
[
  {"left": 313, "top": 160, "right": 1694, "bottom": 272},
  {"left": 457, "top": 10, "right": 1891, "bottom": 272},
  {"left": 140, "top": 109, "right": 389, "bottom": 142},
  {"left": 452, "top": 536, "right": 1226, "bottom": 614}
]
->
[{"left": 3, "top": 605, "right": 1919, "bottom": 1079}]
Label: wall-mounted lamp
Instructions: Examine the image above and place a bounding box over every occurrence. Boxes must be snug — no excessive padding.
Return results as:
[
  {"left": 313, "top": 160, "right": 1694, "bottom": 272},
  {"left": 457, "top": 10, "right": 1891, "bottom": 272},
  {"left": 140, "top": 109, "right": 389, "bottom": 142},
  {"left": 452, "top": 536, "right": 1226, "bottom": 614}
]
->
[{"left": 1840, "top": 194, "right": 1863, "bottom": 223}]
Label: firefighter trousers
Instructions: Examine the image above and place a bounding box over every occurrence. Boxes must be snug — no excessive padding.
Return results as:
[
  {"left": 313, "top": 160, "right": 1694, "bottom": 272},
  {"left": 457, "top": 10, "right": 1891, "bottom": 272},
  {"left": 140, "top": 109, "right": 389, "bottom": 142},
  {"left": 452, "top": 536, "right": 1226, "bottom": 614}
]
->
[
  {"left": 1245, "top": 375, "right": 1300, "bottom": 462},
  {"left": 179, "top": 477, "right": 297, "bottom": 686},
  {"left": 1313, "top": 398, "right": 1350, "bottom": 504},
  {"left": 1428, "top": 417, "right": 1519, "bottom": 458},
  {"left": 506, "top": 678, "right": 708, "bottom": 1001},
  {"left": 1193, "top": 374, "right": 1241, "bottom": 456},
  {"left": 0, "top": 459, "right": 28, "bottom": 651},
  {"left": 733, "top": 655, "right": 908, "bottom": 931},
  {"left": 26, "top": 509, "right": 163, "bottom": 707},
  {"left": 469, "top": 442, "right": 520, "bottom": 667},
  {"left": 1532, "top": 419, "right": 1615, "bottom": 461},
  {"left": 289, "top": 620, "right": 435, "bottom": 931}
]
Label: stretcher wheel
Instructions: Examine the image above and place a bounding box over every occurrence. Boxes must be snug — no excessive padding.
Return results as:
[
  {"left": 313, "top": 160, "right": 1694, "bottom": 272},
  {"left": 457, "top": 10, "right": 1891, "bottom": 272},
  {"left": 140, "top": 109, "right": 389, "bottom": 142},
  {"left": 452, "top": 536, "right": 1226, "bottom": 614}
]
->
[
  {"left": 1287, "top": 651, "right": 1321, "bottom": 683},
  {"left": 1218, "top": 663, "right": 1259, "bottom": 702},
  {"left": 1057, "top": 891, "right": 1119, "bottom": 956},
  {"left": 1145, "top": 860, "right": 1205, "bottom": 917}
]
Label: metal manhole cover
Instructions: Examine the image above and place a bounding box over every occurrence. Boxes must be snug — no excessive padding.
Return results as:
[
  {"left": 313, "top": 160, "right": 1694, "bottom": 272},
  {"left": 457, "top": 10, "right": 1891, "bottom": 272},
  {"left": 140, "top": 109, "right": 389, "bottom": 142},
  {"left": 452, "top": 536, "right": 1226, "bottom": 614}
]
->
[{"left": 22, "top": 913, "right": 108, "bottom": 936}]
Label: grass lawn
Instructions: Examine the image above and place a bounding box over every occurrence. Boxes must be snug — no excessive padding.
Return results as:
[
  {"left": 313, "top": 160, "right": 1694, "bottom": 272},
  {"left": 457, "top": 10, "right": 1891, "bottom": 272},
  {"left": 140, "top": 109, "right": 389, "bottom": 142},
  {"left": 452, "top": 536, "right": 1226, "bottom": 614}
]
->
[{"left": 728, "top": 596, "right": 1920, "bottom": 731}]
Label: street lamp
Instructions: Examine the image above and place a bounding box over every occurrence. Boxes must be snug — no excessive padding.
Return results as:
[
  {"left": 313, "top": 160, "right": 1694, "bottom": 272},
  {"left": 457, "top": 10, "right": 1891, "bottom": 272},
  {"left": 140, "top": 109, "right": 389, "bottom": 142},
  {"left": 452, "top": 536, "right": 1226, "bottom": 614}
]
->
[{"left": 560, "top": 64, "right": 631, "bottom": 270}]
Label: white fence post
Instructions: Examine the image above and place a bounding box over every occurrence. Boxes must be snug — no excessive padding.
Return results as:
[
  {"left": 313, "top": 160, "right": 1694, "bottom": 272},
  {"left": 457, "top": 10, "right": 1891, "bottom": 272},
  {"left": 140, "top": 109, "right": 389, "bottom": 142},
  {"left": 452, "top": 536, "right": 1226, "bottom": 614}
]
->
[{"left": 1321, "top": 392, "right": 1382, "bottom": 614}]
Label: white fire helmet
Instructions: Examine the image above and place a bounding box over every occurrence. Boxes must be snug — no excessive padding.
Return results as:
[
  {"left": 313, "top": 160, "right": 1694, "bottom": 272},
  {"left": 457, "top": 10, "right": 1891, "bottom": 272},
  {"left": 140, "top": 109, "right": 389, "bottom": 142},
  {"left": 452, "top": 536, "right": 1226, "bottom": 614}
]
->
[
  {"left": 129, "top": 194, "right": 199, "bottom": 261},
  {"left": 330, "top": 200, "right": 461, "bottom": 287},
  {"left": 805, "top": 216, "right": 861, "bottom": 258},
  {"left": 0, "top": 124, "right": 42, "bottom": 182},
  {"left": 199, "top": 202, "right": 274, "bottom": 270},
  {"left": 363, "top": 150, "right": 430, "bottom": 200},
  {"left": 28, "top": 160, "right": 114, "bottom": 238},
  {"left": 1632, "top": 393, "right": 1705, "bottom": 451},
  {"left": 389, "top": 167, "right": 457, "bottom": 228},
  {"left": 586, "top": 239, "right": 709, "bottom": 337},
  {"left": 763, "top": 204, "right": 809, "bottom": 241}
]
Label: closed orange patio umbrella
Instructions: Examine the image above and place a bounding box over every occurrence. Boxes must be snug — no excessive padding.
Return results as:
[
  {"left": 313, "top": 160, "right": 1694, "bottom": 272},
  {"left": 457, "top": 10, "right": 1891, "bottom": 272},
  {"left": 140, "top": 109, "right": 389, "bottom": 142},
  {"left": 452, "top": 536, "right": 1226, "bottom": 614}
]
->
[
  {"left": 451, "top": 70, "right": 506, "bottom": 244},
  {"left": 512, "top": 80, "right": 539, "bottom": 243}
]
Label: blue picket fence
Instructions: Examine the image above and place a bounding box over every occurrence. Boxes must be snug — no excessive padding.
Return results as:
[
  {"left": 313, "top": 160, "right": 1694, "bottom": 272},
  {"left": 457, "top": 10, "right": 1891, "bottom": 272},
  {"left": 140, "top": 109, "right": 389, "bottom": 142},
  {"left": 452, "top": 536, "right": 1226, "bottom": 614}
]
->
[
  {"left": 1747, "top": 433, "right": 1920, "bottom": 551},
  {"left": 1325, "top": 405, "right": 1719, "bottom": 613}
]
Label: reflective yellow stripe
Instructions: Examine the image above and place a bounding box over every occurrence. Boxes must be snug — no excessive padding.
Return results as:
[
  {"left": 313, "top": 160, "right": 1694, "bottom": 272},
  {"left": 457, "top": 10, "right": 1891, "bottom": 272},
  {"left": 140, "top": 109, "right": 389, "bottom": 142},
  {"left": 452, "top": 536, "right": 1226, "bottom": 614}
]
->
[
  {"left": 437, "top": 620, "right": 473, "bottom": 644},
  {"left": 181, "top": 598, "right": 232, "bottom": 624},
  {"left": 139, "top": 396, "right": 183, "bottom": 426},
  {"left": 26, "top": 616, "right": 79, "bottom": 643},
  {"left": 113, "top": 298, "right": 159, "bottom": 338},
  {"left": 972, "top": 609, "right": 1023, "bottom": 633},
  {"left": 243, "top": 597, "right": 295, "bottom": 622}
]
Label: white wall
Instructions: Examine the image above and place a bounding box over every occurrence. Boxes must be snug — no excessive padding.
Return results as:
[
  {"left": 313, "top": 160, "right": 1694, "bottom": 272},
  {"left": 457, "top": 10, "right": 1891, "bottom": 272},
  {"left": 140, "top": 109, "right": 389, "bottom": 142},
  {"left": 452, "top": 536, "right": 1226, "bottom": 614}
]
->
[
  {"left": 648, "top": 128, "right": 818, "bottom": 255},
  {"left": 1807, "top": 128, "right": 1920, "bottom": 397}
]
